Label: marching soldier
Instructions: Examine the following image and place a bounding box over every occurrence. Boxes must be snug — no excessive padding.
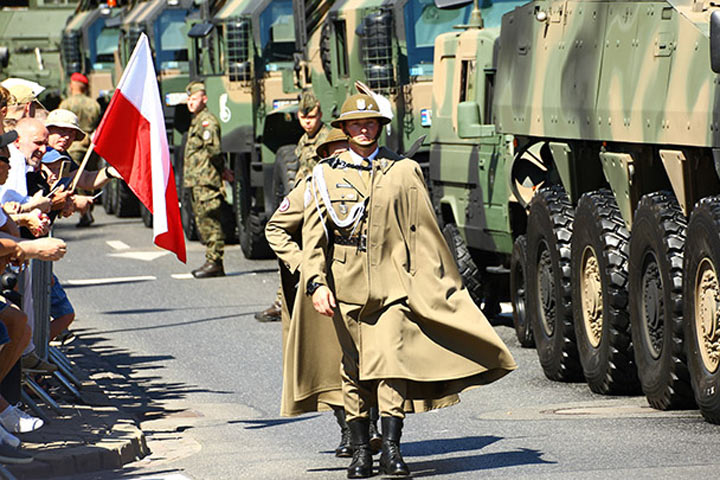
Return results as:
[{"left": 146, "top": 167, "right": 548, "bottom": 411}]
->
[
  {"left": 303, "top": 94, "right": 517, "bottom": 478},
  {"left": 184, "top": 81, "right": 225, "bottom": 278},
  {"left": 255, "top": 91, "right": 330, "bottom": 322}
]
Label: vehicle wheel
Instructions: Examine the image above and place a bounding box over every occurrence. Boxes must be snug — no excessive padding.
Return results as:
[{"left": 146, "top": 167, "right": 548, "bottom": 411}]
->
[
  {"left": 272, "top": 145, "right": 299, "bottom": 210},
  {"left": 442, "top": 222, "right": 484, "bottom": 311},
  {"left": 114, "top": 181, "right": 140, "bottom": 217},
  {"left": 140, "top": 203, "right": 153, "bottom": 228},
  {"left": 684, "top": 196, "right": 720, "bottom": 424},
  {"left": 239, "top": 209, "right": 273, "bottom": 259},
  {"left": 181, "top": 187, "right": 198, "bottom": 241},
  {"left": 629, "top": 191, "right": 694, "bottom": 409},
  {"left": 527, "top": 185, "right": 582, "bottom": 381},
  {"left": 571, "top": 189, "right": 639, "bottom": 394},
  {"left": 102, "top": 178, "right": 116, "bottom": 215},
  {"left": 511, "top": 235, "right": 534, "bottom": 347}
]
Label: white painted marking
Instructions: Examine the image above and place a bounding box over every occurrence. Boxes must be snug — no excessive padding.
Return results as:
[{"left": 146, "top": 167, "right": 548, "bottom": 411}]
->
[
  {"left": 109, "top": 251, "right": 171, "bottom": 261},
  {"left": 125, "top": 474, "right": 193, "bottom": 480},
  {"left": 171, "top": 273, "right": 194, "bottom": 280},
  {"left": 106, "top": 240, "right": 131, "bottom": 250},
  {"left": 66, "top": 275, "right": 156, "bottom": 286}
]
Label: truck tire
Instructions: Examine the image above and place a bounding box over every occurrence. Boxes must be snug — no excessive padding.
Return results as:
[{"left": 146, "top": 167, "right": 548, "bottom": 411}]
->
[
  {"left": 240, "top": 209, "right": 273, "bottom": 259},
  {"left": 140, "top": 203, "right": 153, "bottom": 228},
  {"left": 571, "top": 189, "right": 639, "bottom": 395},
  {"left": 683, "top": 196, "right": 720, "bottom": 424},
  {"left": 114, "top": 181, "right": 140, "bottom": 217},
  {"left": 629, "top": 192, "right": 694, "bottom": 409},
  {"left": 511, "top": 235, "right": 534, "bottom": 347},
  {"left": 442, "top": 222, "right": 484, "bottom": 311},
  {"left": 272, "top": 145, "right": 299, "bottom": 210},
  {"left": 102, "top": 179, "right": 116, "bottom": 215},
  {"left": 527, "top": 185, "right": 583, "bottom": 381},
  {"left": 181, "top": 187, "right": 198, "bottom": 241}
]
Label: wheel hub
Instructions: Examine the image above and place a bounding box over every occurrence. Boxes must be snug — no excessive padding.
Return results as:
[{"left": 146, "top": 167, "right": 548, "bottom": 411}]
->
[
  {"left": 695, "top": 259, "right": 720, "bottom": 373},
  {"left": 537, "top": 244, "right": 555, "bottom": 337},
  {"left": 580, "top": 246, "right": 602, "bottom": 348},
  {"left": 641, "top": 254, "right": 664, "bottom": 360}
]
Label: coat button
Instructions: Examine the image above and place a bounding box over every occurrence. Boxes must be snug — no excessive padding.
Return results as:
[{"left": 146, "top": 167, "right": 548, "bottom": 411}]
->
[{"left": 410, "top": 225, "right": 416, "bottom": 232}]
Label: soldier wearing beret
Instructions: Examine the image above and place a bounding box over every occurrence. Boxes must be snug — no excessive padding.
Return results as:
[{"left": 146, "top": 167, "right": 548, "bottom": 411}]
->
[
  {"left": 303, "top": 93, "right": 517, "bottom": 478},
  {"left": 184, "top": 81, "right": 225, "bottom": 278}
]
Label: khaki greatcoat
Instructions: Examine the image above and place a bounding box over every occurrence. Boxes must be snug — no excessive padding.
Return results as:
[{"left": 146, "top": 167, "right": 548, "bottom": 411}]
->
[
  {"left": 265, "top": 179, "right": 343, "bottom": 417},
  {"left": 303, "top": 148, "right": 517, "bottom": 406}
]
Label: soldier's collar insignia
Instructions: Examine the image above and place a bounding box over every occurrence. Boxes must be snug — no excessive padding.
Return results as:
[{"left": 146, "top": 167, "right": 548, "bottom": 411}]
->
[{"left": 357, "top": 98, "right": 366, "bottom": 110}]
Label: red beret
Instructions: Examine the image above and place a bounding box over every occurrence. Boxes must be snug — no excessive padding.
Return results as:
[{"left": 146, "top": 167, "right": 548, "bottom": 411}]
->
[{"left": 70, "top": 72, "right": 89, "bottom": 85}]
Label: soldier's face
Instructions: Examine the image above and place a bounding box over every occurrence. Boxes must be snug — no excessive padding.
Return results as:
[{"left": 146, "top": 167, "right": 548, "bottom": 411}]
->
[
  {"left": 48, "top": 126, "right": 78, "bottom": 151},
  {"left": 345, "top": 119, "right": 379, "bottom": 148},
  {"left": 186, "top": 91, "right": 207, "bottom": 114},
  {"left": 298, "top": 106, "right": 322, "bottom": 134}
]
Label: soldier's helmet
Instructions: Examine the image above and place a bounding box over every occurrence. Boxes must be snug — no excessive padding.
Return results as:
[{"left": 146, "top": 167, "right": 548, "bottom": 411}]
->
[
  {"left": 317, "top": 128, "right": 348, "bottom": 158},
  {"left": 331, "top": 94, "right": 391, "bottom": 128},
  {"left": 298, "top": 91, "right": 319, "bottom": 116}
]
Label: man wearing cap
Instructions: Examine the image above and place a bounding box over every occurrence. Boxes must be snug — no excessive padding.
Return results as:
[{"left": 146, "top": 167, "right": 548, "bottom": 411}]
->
[
  {"left": 303, "top": 93, "right": 517, "bottom": 478},
  {"left": 184, "top": 81, "right": 225, "bottom": 278},
  {"left": 60, "top": 72, "right": 102, "bottom": 227},
  {"left": 1, "top": 79, "right": 46, "bottom": 128},
  {"left": 254, "top": 91, "right": 331, "bottom": 322}
]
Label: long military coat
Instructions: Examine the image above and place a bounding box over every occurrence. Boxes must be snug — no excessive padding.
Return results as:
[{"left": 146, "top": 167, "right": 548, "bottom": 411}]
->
[
  {"left": 265, "top": 179, "right": 343, "bottom": 417},
  {"left": 303, "top": 148, "right": 517, "bottom": 404}
]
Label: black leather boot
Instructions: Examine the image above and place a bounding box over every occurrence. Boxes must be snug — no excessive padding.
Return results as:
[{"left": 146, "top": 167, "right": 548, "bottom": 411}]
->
[
  {"left": 333, "top": 407, "right": 352, "bottom": 457},
  {"left": 379, "top": 416, "right": 409, "bottom": 477},
  {"left": 191, "top": 261, "right": 225, "bottom": 278},
  {"left": 368, "top": 406, "right": 382, "bottom": 454},
  {"left": 347, "top": 418, "right": 374, "bottom": 479}
]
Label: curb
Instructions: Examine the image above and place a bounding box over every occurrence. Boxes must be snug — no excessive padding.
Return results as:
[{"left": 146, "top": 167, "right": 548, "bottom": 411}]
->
[{"left": 6, "top": 345, "right": 149, "bottom": 479}]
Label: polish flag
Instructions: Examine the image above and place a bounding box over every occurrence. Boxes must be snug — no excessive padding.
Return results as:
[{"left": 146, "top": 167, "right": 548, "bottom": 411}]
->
[{"left": 93, "top": 33, "right": 186, "bottom": 263}]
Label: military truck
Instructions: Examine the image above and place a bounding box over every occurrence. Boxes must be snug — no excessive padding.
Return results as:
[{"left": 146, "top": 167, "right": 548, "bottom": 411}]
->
[
  {"left": 431, "top": 0, "right": 720, "bottom": 423},
  {"left": 187, "top": 0, "right": 305, "bottom": 258},
  {"left": 0, "top": 0, "right": 76, "bottom": 110},
  {"left": 115, "top": 0, "right": 196, "bottom": 227}
]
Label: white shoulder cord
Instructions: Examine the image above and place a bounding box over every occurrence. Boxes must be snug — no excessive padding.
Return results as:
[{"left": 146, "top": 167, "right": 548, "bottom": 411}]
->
[{"left": 311, "top": 164, "right": 367, "bottom": 240}]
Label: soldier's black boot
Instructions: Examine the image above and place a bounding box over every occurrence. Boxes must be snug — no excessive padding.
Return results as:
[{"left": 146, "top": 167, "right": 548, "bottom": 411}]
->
[
  {"left": 333, "top": 407, "right": 352, "bottom": 457},
  {"left": 192, "top": 261, "right": 225, "bottom": 278},
  {"left": 368, "top": 407, "right": 382, "bottom": 454},
  {"left": 379, "top": 416, "right": 409, "bottom": 477},
  {"left": 347, "top": 418, "right": 374, "bottom": 479}
]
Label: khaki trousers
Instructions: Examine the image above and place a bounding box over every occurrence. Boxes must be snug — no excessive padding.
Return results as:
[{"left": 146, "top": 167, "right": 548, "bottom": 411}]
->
[{"left": 336, "top": 302, "right": 407, "bottom": 422}]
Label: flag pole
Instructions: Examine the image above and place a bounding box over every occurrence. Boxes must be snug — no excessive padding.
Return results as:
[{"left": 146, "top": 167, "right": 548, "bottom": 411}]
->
[{"left": 69, "top": 142, "right": 96, "bottom": 193}]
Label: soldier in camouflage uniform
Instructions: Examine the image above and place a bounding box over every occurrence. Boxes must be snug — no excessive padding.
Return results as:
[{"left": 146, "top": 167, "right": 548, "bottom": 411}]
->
[
  {"left": 254, "top": 91, "right": 330, "bottom": 322},
  {"left": 184, "top": 81, "right": 225, "bottom": 279},
  {"left": 294, "top": 91, "right": 330, "bottom": 183},
  {"left": 59, "top": 72, "right": 101, "bottom": 227}
]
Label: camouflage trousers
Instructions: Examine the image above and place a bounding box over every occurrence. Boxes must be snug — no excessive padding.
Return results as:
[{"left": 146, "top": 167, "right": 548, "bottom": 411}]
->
[{"left": 191, "top": 186, "right": 225, "bottom": 263}]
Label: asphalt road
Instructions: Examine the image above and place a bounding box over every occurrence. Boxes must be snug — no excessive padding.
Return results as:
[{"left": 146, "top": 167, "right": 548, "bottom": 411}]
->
[{"left": 53, "top": 209, "right": 720, "bottom": 480}]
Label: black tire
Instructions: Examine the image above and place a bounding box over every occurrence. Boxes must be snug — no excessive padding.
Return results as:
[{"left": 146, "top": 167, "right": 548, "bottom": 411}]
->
[
  {"left": 272, "top": 145, "right": 300, "bottom": 210},
  {"left": 114, "top": 181, "right": 140, "bottom": 217},
  {"left": 102, "top": 178, "right": 116, "bottom": 215},
  {"left": 511, "top": 235, "right": 534, "bottom": 347},
  {"left": 442, "top": 222, "right": 484, "bottom": 309},
  {"left": 629, "top": 192, "right": 694, "bottom": 409},
  {"left": 527, "top": 185, "right": 583, "bottom": 381},
  {"left": 240, "top": 209, "right": 273, "bottom": 259},
  {"left": 181, "top": 187, "right": 198, "bottom": 241},
  {"left": 571, "top": 189, "right": 639, "bottom": 394},
  {"left": 140, "top": 203, "right": 153, "bottom": 228},
  {"left": 683, "top": 196, "right": 720, "bottom": 424}
]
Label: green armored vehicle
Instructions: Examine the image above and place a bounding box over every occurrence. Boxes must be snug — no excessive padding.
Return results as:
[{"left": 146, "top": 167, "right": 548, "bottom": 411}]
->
[
  {"left": 187, "top": 0, "right": 304, "bottom": 258},
  {"left": 431, "top": 0, "right": 720, "bottom": 423},
  {"left": 0, "top": 0, "right": 76, "bottom": 110}
]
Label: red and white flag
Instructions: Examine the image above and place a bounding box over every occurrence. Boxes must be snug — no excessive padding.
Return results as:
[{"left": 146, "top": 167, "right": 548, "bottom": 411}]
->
[{"left": 93, "top": 33, "right": 186, "bottom": 262}]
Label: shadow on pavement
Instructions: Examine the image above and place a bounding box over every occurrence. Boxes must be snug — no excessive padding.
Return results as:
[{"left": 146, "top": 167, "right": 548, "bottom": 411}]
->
[
  {"left": 402, "top": 435, "right": 503, "bottom": 456},
  {"left": 409, "top": 448, "right": 555, "bottom": 476},
  {"left": 230, "top": 415, "right": 320, "bottom": 429}
]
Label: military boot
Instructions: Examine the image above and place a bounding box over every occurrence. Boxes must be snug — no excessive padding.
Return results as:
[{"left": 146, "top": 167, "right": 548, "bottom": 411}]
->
[
  {"left": 254, "top": 300, "right": 282, "bottom": 322},
  {"left": 333, "top": 407, "right": 352, "bottom": 457},
  {"left": 347, "top": 418, "right": 374, "bottom": 479},
  {"left": 368, "top": 406, "right": 382, "bottom": 454},
  {"left": 191, "top": 261, "right": 225, "bottom": 278},
  {"left": 379, "top": 416, "right": 409, "bottom": 477}
]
